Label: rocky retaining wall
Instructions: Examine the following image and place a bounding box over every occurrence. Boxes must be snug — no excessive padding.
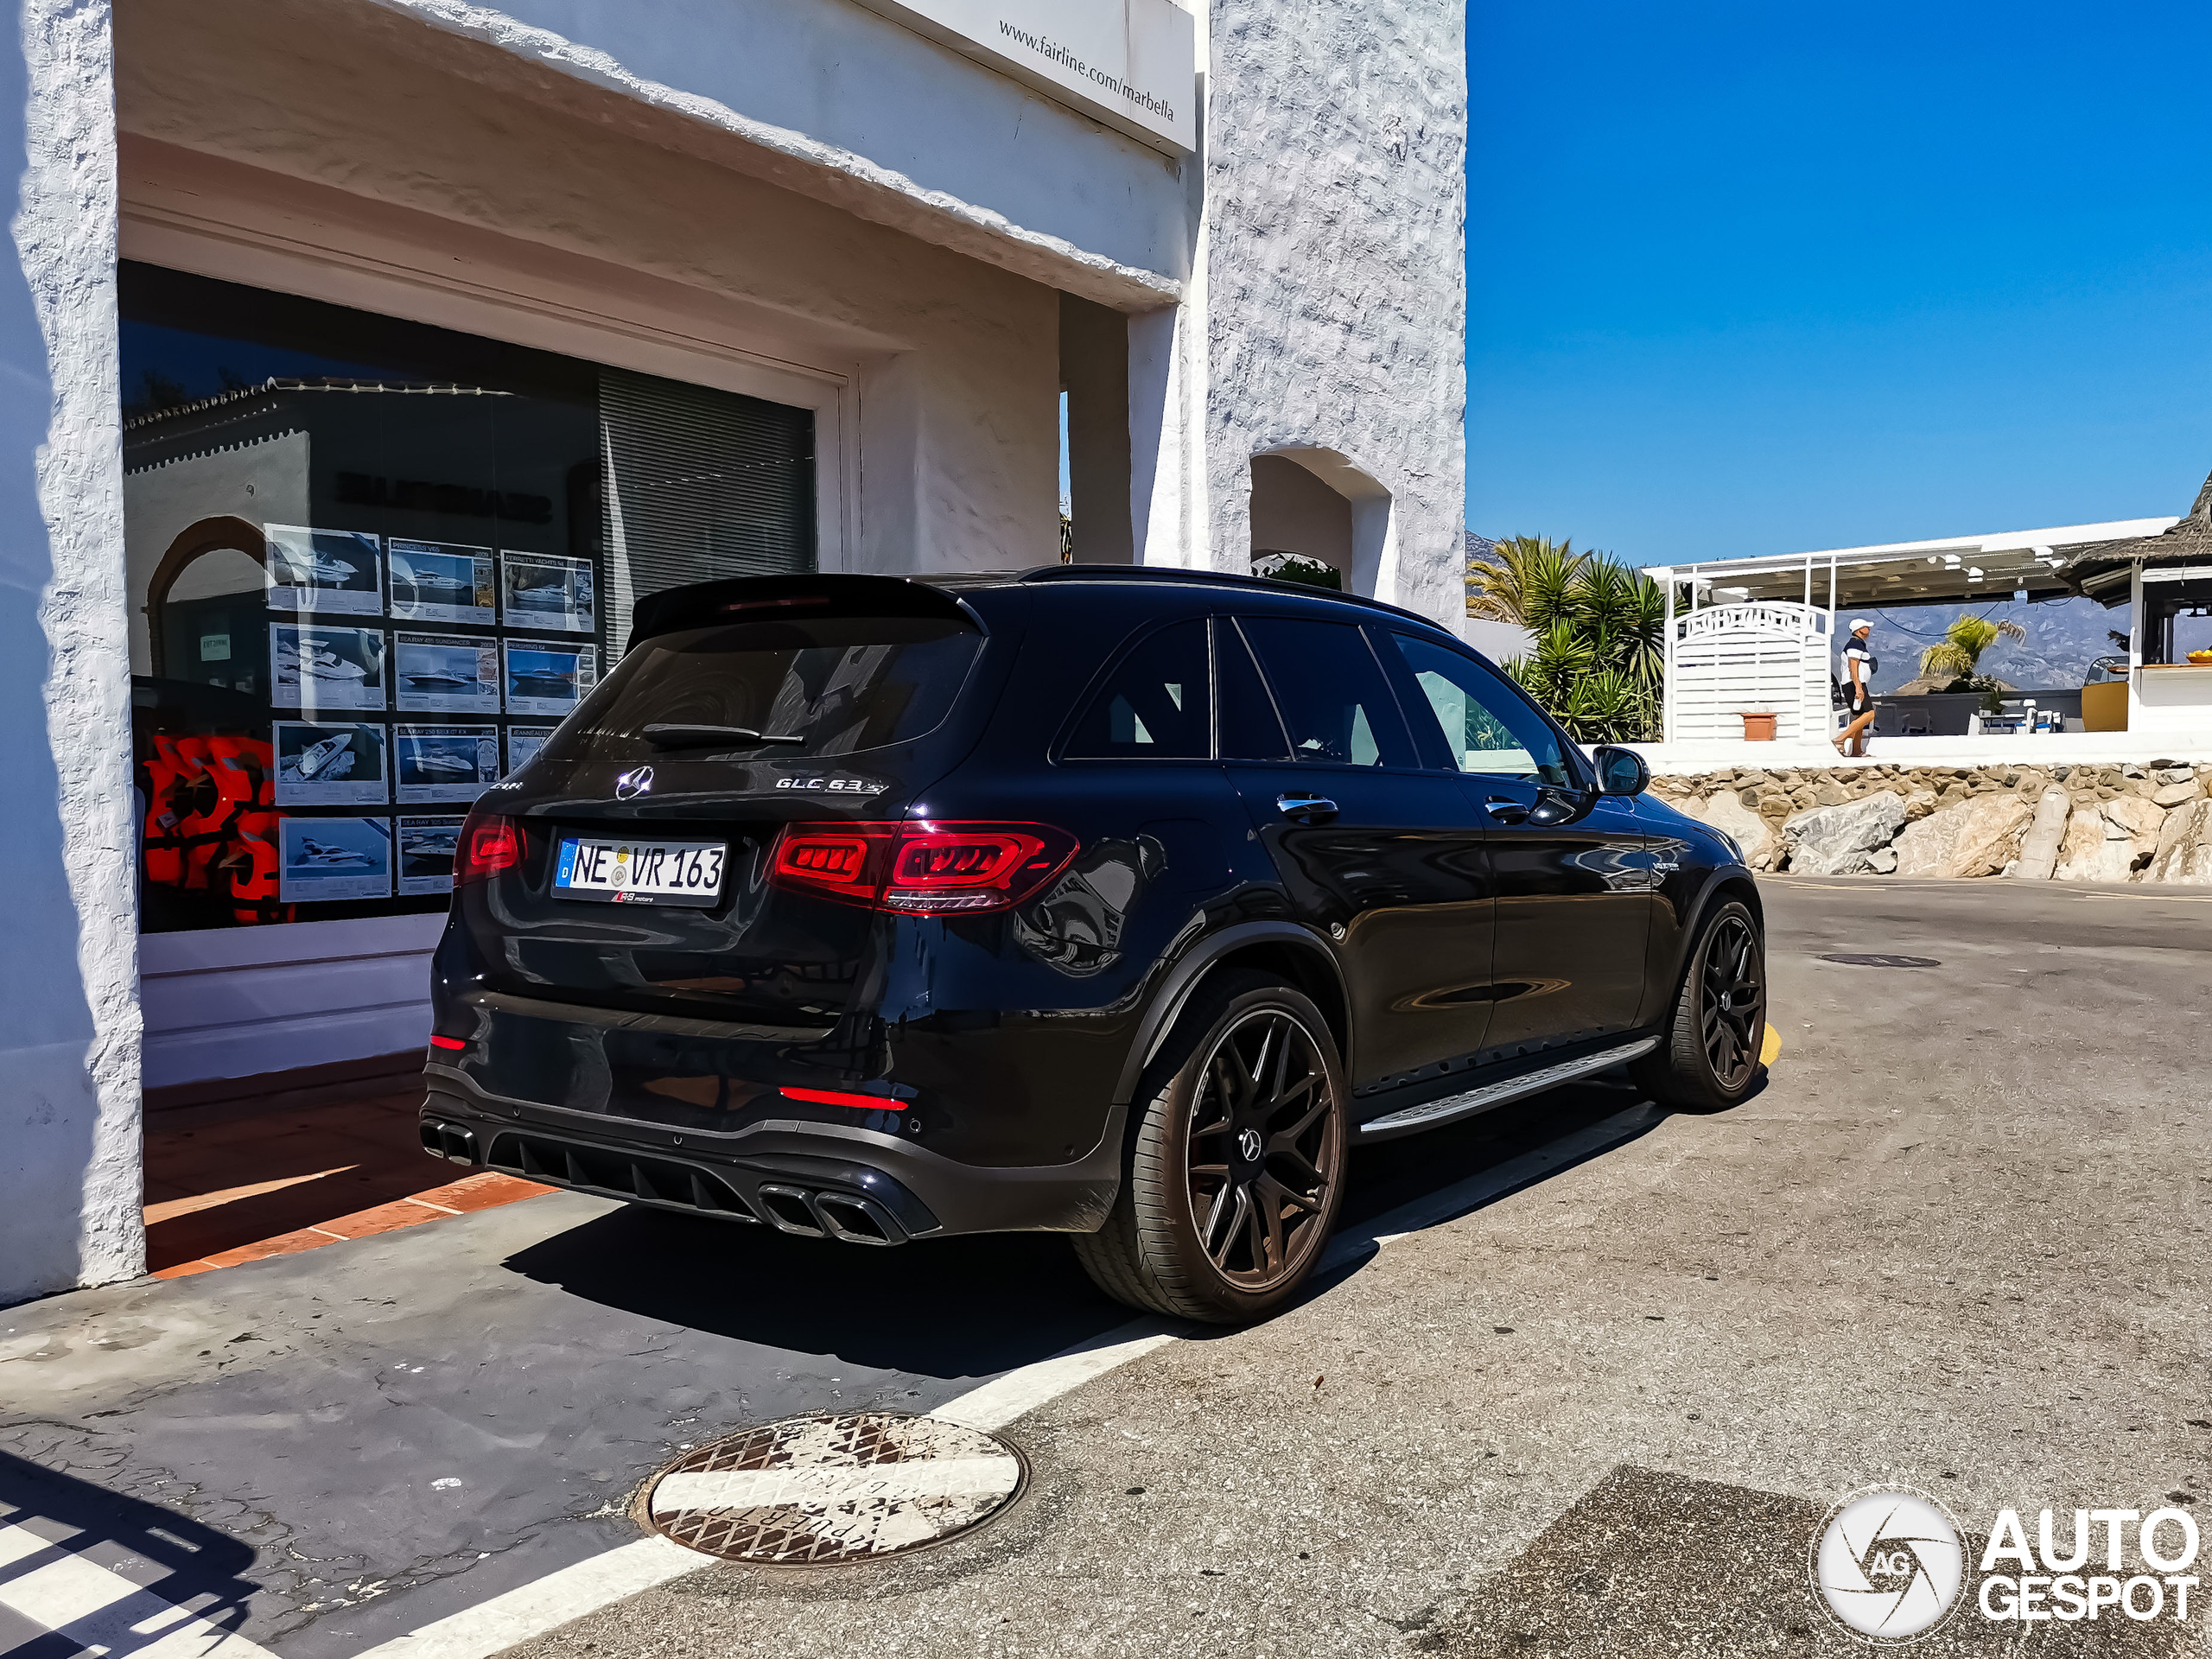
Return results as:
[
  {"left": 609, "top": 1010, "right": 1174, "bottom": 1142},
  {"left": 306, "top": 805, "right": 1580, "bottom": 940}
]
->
[{"left": 1650, "top": 761, "right": 2212, "bottom": 883}]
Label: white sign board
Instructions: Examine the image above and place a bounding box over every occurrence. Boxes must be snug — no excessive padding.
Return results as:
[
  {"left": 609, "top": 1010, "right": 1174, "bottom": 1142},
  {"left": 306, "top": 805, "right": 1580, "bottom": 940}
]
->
[{"left": 855, "top": 0, "right": 1196, "bottom": 153}]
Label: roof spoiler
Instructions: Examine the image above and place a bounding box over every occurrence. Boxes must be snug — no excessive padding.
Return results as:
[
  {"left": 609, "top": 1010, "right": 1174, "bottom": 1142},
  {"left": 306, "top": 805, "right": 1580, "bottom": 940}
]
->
[{"left": 628, "top": 573, "right": 982, "bottom": 649}]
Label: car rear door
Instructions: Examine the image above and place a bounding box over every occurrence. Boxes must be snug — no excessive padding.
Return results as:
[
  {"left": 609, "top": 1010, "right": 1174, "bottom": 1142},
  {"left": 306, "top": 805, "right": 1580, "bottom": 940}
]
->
[
  {"left": 1379, "top": 632, "right": 1651, "bottom": 1052},
  {"left": 1217, "top": 613, "right": 1494, "bottom": 1089}
]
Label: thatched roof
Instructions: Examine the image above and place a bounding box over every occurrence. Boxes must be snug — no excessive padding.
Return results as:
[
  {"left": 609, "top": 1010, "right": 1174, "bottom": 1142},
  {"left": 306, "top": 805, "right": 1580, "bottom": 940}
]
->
[{"left": 2062, "top": 466, "right": 2212, "bottom": 601}]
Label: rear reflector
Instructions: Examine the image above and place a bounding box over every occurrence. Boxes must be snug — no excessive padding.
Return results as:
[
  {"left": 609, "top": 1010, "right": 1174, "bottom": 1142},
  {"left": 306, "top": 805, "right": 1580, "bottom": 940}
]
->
[
  {"left": 429, "top": 1035, "right": 467, "bottom": 1052},
  {"left": 768, "top": 820, "right": 1075, "bottom": 913},
  {"left": 781, "top": 1086, "right": 906, "bottom": 1112}
]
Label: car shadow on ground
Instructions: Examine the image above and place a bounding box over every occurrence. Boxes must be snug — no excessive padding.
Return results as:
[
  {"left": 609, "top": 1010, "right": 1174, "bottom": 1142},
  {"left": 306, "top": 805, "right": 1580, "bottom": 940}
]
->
[{"left": 497, "top": 1071, "right": 1691, "bottom": 1379}]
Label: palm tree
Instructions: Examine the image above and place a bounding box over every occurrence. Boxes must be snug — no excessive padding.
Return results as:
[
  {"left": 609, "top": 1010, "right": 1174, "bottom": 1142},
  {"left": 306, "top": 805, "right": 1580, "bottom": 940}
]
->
[
  {"left": 1917, "top": 614, "right": 2026, "bottom": 683},
  {"left": 1466, "top": 535, "right": 1588, "bottom": 631},
  {"left": 1469, "top": 535, "right": 1667, "bottom": 743}
]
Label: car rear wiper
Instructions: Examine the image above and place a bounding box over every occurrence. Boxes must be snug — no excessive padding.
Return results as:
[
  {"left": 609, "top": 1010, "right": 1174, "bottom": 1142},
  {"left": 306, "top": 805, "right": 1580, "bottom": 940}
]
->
[{"left": 641, "top": 722, "right": 808, "bottom": 749}]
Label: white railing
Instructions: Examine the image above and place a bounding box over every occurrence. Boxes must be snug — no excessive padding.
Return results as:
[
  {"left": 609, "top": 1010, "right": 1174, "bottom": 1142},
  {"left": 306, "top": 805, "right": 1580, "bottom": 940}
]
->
[
  {"left": 1675, "top": 601, "right": 1832, "bottom": 642},
  {"left": 1665, "top": 601, "right": 1834, "bottom": 745}
]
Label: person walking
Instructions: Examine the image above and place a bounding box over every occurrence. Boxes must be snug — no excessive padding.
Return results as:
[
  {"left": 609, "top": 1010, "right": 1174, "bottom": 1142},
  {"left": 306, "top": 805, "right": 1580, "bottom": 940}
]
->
[{"left": 1835, "top": 620, "right": 1878, "bottom": 756}]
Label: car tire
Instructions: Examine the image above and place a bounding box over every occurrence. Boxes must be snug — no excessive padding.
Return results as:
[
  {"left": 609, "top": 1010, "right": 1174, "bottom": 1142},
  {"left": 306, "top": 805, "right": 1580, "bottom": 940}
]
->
[
  {"left": 1630, "top": 896, "right": 1767, "bottom": 1113},
  {"left": 1072, "top": 971, "right": 1348, "bottom": 1325}
]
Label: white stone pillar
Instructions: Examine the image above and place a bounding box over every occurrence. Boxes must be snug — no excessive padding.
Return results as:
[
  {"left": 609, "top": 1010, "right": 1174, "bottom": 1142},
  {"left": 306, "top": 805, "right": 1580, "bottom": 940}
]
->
[{"left": 0, "top": 0, "right": 143, "bottom": 1305}]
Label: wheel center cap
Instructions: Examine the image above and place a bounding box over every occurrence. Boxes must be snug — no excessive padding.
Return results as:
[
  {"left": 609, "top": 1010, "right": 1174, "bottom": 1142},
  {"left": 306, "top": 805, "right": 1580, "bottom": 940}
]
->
[{"left": 1236, "top": 1128, "right": 1262, "bottom": 1163}]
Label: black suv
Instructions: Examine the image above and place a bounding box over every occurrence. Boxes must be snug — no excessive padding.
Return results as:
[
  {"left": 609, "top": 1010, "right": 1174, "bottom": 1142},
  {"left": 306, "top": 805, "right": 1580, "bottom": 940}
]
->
[{"left": 423, "top": 568, "right": 1764, "bottom": 1320}]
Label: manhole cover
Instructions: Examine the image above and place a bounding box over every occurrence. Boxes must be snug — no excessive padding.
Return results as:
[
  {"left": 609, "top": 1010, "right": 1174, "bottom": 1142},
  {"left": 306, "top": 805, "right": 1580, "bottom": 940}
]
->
[
  {"left": 643, "top": 1413, "right": 1026, "bottom": 1564},
  {"left": 1817, "top": 953, "right": 1942, "bottom": 968}
]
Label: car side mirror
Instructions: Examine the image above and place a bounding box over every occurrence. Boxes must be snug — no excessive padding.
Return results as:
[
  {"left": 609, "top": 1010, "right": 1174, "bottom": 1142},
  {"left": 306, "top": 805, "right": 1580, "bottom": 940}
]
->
[{"left": 1592, "top": 745, "right": 1650, "bottom": 797}]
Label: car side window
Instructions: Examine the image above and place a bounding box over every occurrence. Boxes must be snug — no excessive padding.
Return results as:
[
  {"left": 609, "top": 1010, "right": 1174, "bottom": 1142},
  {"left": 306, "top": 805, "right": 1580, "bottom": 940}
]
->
[
  {"left": 1238, "top": 615, "right": 1415, "bottom": 767},
  {"left": 1213, "top": 618, "right": 1291, "bottom": 760},
  {"left": 1389, "top": 633, "right": 1575, "bottom": 786},
  {"left": 1062, "top": 618, "right": 1211, "bottom": 759}
]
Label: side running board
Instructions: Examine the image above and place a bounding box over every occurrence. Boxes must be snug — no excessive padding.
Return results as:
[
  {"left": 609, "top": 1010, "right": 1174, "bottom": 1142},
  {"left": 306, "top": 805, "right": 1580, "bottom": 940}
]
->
[{"left": 1356, "top": 1037, "right": 1658, "bottom": 1141}]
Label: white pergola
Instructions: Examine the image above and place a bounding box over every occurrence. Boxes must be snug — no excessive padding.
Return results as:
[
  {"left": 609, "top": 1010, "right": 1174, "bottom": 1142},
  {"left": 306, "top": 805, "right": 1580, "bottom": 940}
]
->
[{"left": 1640, "top": 517, "right": 2175, "bottom": 747}]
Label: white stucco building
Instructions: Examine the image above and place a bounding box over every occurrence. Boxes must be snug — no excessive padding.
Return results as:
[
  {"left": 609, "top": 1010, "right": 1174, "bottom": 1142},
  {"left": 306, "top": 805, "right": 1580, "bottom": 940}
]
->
[{"left": 1, "top": 0, "right": 1466, "bottom": 1302}]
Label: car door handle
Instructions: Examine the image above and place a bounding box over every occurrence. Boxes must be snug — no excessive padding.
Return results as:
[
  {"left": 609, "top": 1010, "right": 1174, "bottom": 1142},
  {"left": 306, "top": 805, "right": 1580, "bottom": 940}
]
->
[
  {"left": 1277, "top": 795, "right": 1338, "bottom": 824},
  {"left": 1484, "top": 796, "right": 1529, "bottom": 824}
]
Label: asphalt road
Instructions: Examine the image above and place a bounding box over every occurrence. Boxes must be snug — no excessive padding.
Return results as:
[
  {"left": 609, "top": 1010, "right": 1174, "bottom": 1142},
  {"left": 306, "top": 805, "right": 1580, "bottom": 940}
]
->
[{"left": 4, "top": 876, "right": 2209, "bottom": 1657}]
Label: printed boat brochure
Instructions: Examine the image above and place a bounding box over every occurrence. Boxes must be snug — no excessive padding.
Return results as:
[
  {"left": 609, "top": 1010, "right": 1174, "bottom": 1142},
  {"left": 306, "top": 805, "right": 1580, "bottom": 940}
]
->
[
  {"left": 270, "top": 624, "right": 388, "bottom": 713},
  {"left": 393, "top": 724, "right": 501, "bottom": 804},
  {"left": 273, "top": 721, "right": 389, "bottom": 806},
  {"left": 394, "top": 632, "right": 502, "bottom": 716},
  {"left": 264, "top": 525, "right": 384, "bottom": 617},
  {"left": 388, "top": 539, "right": 496, "bottom": 626}
]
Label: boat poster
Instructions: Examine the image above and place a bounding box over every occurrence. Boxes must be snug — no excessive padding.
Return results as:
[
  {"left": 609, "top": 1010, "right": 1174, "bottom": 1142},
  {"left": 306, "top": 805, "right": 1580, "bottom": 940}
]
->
[
  {"left": 277, "top": 815, "right": 392, "bottom": 903},
  {"left": 264, "top": 525, "right": 383, "bottom": 617},
  {"left": 397, "top": 815, "right": 466, "bottom": 897},
  {"left": 499, "top": 551, "right": 595, "bottom": 633},
  {"left": 273, "top": 720, "right": 389, "bottom": 807},
  {"left": 505, "top": 725, "right": 554, "bottom": 775},
  {"left": 389, "top": 539, "right": 495, "bottom": 626},
  {"left": 394, "top": 724, "right": 501, "bottom": 804},
  {"left": 504, "top": 639, "right": 597, "bottom": 717},
  {"left": 393, "top": 632, "right": 502, "bottom": 716},
  {"left": 270, "top": 624, "right": 387, "bottom": 713}
]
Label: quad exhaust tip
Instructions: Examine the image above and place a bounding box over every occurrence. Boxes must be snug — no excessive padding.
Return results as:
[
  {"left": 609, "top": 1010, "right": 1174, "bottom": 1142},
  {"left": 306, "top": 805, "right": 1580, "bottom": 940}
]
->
[
  {"left": 419, "top": 1120, "right": 479, "bottom": 1165},
  {"left": 756, "top": 1183, "right": 906, "bottom": 1246},
  {"left": 453, "top": 1124, "right": 914, "bottom": 1244}
]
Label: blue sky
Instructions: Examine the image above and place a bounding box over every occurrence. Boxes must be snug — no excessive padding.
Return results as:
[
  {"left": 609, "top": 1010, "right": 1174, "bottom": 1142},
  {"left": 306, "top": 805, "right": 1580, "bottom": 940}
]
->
[{"left": 1466, "top": 2, "right": 2212, "bottom": 567}]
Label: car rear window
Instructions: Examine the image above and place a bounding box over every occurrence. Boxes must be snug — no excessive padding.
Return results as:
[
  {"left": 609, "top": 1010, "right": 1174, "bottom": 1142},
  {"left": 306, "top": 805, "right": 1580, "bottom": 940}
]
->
[{"left": 543, "top": 614, "right": 982, "bottom": 764}]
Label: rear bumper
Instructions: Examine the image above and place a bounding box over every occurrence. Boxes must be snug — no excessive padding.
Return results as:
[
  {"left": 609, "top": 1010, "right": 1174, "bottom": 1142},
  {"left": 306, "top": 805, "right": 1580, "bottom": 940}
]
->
[{"left": 421, "top": 1064, "right": 1123, "bottom": 1243}]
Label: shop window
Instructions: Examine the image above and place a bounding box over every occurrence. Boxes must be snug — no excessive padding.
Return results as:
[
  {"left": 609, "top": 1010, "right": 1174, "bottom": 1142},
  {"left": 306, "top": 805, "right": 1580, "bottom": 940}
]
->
[
  {"left": 2145, "top": 575, "right": 2212, "bottom": 664},
  {"left": 121, "top": 262, "right": 816, "bottom": 933}
]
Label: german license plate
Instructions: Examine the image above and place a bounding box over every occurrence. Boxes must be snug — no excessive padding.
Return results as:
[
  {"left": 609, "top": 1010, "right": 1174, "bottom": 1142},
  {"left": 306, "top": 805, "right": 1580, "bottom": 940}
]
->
[{"left": 555, "top": 836, "right": 727, "bottom": 906}]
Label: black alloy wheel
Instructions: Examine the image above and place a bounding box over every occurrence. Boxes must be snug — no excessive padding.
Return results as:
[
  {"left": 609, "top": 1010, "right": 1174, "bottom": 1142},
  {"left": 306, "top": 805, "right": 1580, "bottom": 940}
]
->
[
  {"left": 1699, "top": 911, "right": 1764, "bottom": 1090},
  {"left": 1185, "top": 1007, "right": 1338, "bottom": 1289},
  {"left": 1630, "top": 897, "right": 1768, "bottom": 1113},
  {"left": 1072, "top": 972, "right": 1348, "bottom": 1323}
]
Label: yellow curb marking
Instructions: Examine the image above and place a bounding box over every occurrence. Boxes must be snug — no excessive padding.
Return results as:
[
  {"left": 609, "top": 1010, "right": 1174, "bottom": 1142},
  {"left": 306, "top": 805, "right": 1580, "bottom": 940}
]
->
[{"left": 1760, "top": 1022, "right": 1782, "bottom": 1065}]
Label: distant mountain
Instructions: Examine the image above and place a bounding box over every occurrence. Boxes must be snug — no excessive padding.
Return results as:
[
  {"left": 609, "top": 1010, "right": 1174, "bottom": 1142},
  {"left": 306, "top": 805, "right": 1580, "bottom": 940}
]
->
[{"left": 1841, "top": 597, "right": 2128, "bottom": 694}]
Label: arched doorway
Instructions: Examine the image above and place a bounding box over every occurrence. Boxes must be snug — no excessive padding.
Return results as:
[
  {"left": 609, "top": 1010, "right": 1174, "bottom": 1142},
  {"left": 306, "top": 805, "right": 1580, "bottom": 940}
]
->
[
  {"left": 145, "top": 515, "right": 269, "bottom": 695},
  {"left": 1249, "top": 448, "right": 1395, "bottom": 601}
]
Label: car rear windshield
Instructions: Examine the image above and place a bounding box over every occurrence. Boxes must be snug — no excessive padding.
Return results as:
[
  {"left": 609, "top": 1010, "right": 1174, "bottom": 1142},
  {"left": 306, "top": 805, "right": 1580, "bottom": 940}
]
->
[{"left": 543, "top": 615, "right": 983, "bottom": 764}]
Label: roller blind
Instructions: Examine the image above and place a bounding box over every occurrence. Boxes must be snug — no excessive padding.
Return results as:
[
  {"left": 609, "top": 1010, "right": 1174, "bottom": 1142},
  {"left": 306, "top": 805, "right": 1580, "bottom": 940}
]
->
[{"left": 600, "top": 366, "right": 816, "bottom": 652}]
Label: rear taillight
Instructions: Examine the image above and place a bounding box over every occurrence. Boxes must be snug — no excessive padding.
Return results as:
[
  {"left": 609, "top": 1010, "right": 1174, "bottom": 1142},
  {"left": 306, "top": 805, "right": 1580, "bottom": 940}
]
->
[
  {"left": 768, "top": 821, "right": 1075, "bottom": 913},
  {"left": 454, "top": 811, "right": 522, "bottom": 887}
]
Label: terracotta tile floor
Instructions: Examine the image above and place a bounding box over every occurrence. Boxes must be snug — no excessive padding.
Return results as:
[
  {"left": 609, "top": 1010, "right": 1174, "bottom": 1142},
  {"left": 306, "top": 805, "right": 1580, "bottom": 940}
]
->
[{"left": 143, "top": 1069, "right": 552, "bottom": 1277}]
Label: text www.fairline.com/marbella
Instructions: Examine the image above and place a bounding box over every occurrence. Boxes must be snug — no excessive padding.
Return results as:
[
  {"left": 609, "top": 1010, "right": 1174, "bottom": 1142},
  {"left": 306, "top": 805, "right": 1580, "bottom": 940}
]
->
[{"left": 996, "top": 19, "right": 1176, "bottom": 121}]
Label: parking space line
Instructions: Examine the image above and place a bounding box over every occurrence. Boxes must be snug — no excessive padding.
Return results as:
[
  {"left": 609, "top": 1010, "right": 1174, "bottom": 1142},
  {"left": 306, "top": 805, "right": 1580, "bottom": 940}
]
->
[
  {"left": 931, "top": 1322, "right": 1180, "bottom": 1433},
  {"left": 345, "top": 1538, "right": 700, "bottom": 1659},
  {"left": 327, "top": 1098, "right": 1670, "bottom": 1658}
]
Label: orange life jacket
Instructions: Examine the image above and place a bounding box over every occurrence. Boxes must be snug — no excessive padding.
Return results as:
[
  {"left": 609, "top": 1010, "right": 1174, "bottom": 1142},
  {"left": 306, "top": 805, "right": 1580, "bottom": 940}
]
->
[
  {"left": 171, "top": 736, "right": 231, "bottom": 890},
  {"left": 141, "top": 735, "right": 201, "bottom": 887},
  {"left": 223, "top": 806, "right": 291, "bottom": 924}
]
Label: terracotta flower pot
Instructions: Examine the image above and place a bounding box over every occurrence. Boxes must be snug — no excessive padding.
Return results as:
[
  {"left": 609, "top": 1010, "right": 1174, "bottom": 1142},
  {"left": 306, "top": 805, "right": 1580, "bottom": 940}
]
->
[{"left": 1738, "top": 712, "right": 1777, "bottom": 741}]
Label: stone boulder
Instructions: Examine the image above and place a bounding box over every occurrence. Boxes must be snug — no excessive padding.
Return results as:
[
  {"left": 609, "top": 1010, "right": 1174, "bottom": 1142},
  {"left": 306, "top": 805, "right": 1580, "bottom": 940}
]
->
[
  {"left": 1675, "top": 790, "right": 1777, "bottom": 871},
  {"left": 1780, "top": 791, "right": 1906, "bottom": 876},
  {"left": 1894, "top": 792, "right": 2033, "bottom": 879},
  {"left": 2008, "top": 787, "right": 2073, "bottom": 881},
  {"left": 2142, "top": 798, "right": 2212, "bottom": 885},
  {"left": 2053, "top": 795, "right": 2166, "bottom": 882},
  {"left": 2152, "top": 779, "right": 2205, "bottom": 810}
]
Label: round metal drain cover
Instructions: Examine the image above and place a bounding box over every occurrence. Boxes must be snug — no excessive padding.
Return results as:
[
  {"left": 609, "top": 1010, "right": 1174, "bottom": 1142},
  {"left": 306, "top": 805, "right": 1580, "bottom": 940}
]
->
[
  {"left": 644, "top": 1414, "right": 1025, "bottom": 1564},
  {"left": 1818, "top": 953, "right": 1942, "bottom": 968}
]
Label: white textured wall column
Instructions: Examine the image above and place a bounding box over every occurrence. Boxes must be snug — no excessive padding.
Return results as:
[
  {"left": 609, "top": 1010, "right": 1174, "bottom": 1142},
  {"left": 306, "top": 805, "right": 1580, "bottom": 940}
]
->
[
  {"left": 0, "top": 0, "right": 141, "bottom": 1304},
  {"left": 1202, "top": 0, "right": 1466, "bottom": 623}
]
